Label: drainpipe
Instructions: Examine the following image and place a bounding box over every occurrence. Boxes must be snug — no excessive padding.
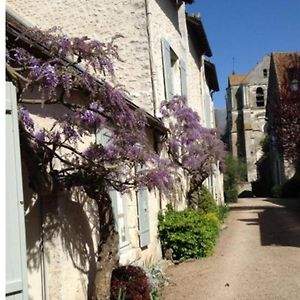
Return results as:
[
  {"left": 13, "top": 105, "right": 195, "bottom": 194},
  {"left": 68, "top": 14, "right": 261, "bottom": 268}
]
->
[
  {"left": 145, "top": 0, "right": 164, "bottom": 210},
  {"left": 145, "top": 0, "right": 158, "bottom": 117}
]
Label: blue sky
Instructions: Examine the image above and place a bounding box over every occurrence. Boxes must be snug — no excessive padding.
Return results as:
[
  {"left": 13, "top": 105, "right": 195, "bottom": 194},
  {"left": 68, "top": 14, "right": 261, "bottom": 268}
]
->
[{"left": 186, "top": 0, "right": 300, "bottom": 109}]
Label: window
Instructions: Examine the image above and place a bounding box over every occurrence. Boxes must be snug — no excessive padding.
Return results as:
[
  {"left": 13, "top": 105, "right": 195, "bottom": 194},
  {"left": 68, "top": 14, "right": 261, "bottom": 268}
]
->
[
  {"left": 97, "top": 129, "right": 130, "bottom": 249},
  {"left": 287, "top": 67, "right": 299, "bottom": 92},
  {"left": 161, "top": 38, "right": 187, "bottom": 99},
  {"left": 109, "top": 190, "right": 130, "bottom": 249},
  {"left": 256, "top": 87, "right": 264, "bottom": 107},
  {"left": 170, "top": 48, "right": 180, "bottom": 95},
  {"left": 263, "top": 69, "right": 268, "bottom": 78},
  {"left": 135, "top": 164, "right": 150, "bottom": 248},
  {"left": 290, "top": 79, "right": 299, "bottom": 92}
]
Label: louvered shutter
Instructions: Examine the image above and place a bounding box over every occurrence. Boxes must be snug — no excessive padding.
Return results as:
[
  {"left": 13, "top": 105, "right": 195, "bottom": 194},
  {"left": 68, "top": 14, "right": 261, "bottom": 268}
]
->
[
  {"left": 136, "top": 187, "right": 150, "bottom": 248},
  {"left": 96, "top": 128, "right": 111, "bottom": 146},
  {"left": 109, "top": 189, "right": 118, "bottom": 224},
  {"left": 6, "top": 82, "right": 28, "bottom": 299},
  {"left": 161, "top": 38, "right": 173, "bottom": 100},
  {"left": 180, "top": 59, "right": 187, "bottom": 97},
  {"left": 109, "top": 189, "right": 130, "bottom": 248}
]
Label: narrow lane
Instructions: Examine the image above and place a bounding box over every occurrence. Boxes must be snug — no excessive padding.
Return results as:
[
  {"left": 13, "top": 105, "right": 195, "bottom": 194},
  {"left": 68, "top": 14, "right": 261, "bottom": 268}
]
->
[{"left": 162, "top": 198, "right": 300, "bottom": 300}]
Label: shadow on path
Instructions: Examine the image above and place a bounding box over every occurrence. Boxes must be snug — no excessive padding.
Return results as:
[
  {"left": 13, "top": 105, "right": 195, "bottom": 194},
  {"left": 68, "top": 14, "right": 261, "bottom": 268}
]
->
[{"left": 233, "top": 198, "right": 300, "bottom": 248}]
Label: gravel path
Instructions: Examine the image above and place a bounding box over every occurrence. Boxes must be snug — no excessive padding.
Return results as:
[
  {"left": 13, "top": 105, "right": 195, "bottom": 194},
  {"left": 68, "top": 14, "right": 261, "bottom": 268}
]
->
[{"left": 161, "top": 198, "right": 300, "bottom": 300}]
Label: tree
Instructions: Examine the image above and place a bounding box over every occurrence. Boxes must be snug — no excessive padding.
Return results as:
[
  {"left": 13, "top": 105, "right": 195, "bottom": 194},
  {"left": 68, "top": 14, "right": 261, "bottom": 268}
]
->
[
  {"left": 6, "top": 27, "right": 174, "bottom": 299},
  {"left": 160, "top": 96, "right": 225, "bottom": 207},
  {"left": 223, "top": 154, "right": 246, "bottom": 202},
  {"left": 270, "top": 53, "right": 300, "bottom": 165}
]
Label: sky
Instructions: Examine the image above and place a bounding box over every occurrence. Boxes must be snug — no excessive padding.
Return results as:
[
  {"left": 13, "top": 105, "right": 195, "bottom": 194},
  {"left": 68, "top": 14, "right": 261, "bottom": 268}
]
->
[{"left": 186, "top": 0, "right": 300, "bottom": 109}]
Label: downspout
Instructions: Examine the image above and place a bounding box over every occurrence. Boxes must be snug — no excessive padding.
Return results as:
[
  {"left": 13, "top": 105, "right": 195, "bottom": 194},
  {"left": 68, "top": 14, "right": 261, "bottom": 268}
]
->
[
  {"left": 145, "top": 0, "right": 164, "bottom": 210},
  {"left": 145, "top": 0, "right": 158, "bottom": 117}
]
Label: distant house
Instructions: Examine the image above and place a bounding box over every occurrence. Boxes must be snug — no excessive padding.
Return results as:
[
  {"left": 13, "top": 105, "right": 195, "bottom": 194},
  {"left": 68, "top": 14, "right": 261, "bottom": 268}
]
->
[
  {"left": 6, "top": 1, "right": 222, "bottom": 299},
  {"left": 226, "top": 55, "right": 270, "bottom": 193},
  {"left": 266, "top": 52, "right": 300, "bottom": 188}
]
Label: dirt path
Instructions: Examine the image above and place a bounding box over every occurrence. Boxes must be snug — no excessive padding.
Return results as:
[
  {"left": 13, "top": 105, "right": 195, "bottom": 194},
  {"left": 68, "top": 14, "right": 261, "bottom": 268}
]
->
[{"left": 161, "top": 198, "right": 300, "bottom": 300}]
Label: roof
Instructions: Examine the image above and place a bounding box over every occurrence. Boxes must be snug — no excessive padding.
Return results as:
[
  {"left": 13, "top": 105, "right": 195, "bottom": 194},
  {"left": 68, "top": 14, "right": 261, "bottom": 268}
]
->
[
  {"left": 186, "top": 14, "right": 212, "bottom": 58},
  {"left": 228, "top": 74, "right": 247, "bottom": 86},
  {"left": 271, "top": 52, "right": 300, "bottom": 86},
  {"left": 204, "top": 60, "right": 219, "bottom": 92},
  {"left": 173, "top": 0, "right": 195, "bottom": 4},
  {"left": 6, "top": 11, "right": 167, "bottom": 134}
]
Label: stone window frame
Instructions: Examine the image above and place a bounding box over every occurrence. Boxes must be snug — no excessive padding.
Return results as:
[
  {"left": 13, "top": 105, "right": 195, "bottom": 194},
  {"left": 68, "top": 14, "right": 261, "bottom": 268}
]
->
[{"left": 256, "top": 87, "right": 265, "bottom": 107}]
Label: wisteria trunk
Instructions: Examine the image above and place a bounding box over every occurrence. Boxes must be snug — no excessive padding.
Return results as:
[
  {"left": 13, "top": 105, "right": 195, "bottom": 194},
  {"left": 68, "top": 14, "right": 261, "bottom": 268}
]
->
[
  {"left": 91, "top": 191, "right": 119, "bottom": 300},
  {"left": 187, "top": 177, "right": 204, "bottom": 208}
]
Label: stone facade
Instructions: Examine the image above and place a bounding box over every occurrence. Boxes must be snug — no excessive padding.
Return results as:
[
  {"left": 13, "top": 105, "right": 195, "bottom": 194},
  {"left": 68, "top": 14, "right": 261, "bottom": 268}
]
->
[
  {"left": 226, "top": 55, "right": 270, "bottom": 188},
  {"left": 7, "top": 1, "right": 223, "bottom": 299}
]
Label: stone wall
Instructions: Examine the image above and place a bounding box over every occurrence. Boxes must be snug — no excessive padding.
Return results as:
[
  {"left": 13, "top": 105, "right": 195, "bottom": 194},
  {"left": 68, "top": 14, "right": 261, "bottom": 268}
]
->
[{"left": 7, "top": 0, "right": 154, "bottom": 113}]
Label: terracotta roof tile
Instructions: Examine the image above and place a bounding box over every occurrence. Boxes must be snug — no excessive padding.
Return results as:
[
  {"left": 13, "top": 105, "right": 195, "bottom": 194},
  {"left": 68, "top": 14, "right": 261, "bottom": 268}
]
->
[
  {"left": 272, "top": 52, "right": 300, "bottom": 85},
  {"left": 228, "top": 74, "right": 247, "bottom": 86}
]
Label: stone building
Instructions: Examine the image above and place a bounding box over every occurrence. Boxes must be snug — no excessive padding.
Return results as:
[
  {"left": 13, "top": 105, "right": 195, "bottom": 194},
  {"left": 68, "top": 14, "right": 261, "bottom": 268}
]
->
[
  {"left": 226, "top": 55, "right": 270, "bottom": 190},
  {"left": 6, "top": 1, "right": 222, "bottom": 299}
]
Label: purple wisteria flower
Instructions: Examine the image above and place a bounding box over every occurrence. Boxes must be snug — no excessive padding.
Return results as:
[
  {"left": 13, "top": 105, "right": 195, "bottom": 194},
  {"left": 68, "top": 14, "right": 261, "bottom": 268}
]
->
[
  {"left": 18, "top": 107, "right": 35, "bottom": 132},
  {"left": 160, "top": 95, "right": 224, "bottom": 185},
  {"left": 35, "top": 130, "right": 46, "bottom": 142},
  {"left": 63, "top": 124, "right": 78, "bottom": 142},
  {"left": 28, "top": 64, "right": 60, "bottom": 99}
]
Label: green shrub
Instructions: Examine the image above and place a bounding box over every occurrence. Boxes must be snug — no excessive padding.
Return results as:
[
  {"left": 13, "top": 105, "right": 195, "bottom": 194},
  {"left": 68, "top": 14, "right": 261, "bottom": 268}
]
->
[
  {"left": 198, "top": 186, "right": 218, "bottom": 213},
  {"left": 223, "top": 154, "right": 246, "bottom": 202},
  {"left": 224, "top": 187, "right": 238, "bottom": 203},
  {"left": 271, "top": 185, "right": 282, "bottom": 198},
  {"left": 217, "top": 205, "right": 229, "bottom": 223},
  {"left": 158, "top": 207, "right": 220, "bottom": 260}
]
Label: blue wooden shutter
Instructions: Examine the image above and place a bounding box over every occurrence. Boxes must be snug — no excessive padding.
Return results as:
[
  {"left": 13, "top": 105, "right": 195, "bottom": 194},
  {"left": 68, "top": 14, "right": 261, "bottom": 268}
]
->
[
  {"left": 204, "top": 96, "right": 212, "bottom": 128},
  {"left": 161, "top": 38, "right": 173, "bottom": 100},
  {"left": 6, "top": 82, "right": 28, "bottom": 299},
  {"left": 180, "top": 59, "right": 187, "bottom": 97},
  {"left": 96, "top": 128, "right": 111, "bottom": 146},
  {"left": 136, "top": 188, "right": 150, "bottom": 248},
  {"left": 109, "top": 190, "right": 118, "bottom": 225}
]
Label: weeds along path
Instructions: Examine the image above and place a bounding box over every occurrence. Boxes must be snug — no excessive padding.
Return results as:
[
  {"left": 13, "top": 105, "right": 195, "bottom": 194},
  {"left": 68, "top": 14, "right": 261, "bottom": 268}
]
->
[{"left": 161, "top": 198, "right": 300, "bottom": 300}]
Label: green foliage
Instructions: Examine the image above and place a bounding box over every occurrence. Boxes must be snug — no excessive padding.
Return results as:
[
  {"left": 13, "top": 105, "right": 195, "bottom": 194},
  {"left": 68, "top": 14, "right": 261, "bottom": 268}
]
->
[
  {"left": 158, "top": 208, "right": 220, "bottom": 260},
  {"left": 271, "top": 185, "right": 283, "bottom": 198},
  {"left": 117, "top": 289, "right": 126, "bottom": 300},
  {"left": 217, "top": 205, "right": 229, "bottom": 223},
  {"left": 144, "top": 264, "right": 168, "bottom": 300},
  {"left": 260, "top": 135, "right": 271, "bottom": 158},
  {"left": 223, "top": 154, "right": 246, "bottom": 202},
  {"left": 198, "top": 186, "right": 218, "bottom": 213}
]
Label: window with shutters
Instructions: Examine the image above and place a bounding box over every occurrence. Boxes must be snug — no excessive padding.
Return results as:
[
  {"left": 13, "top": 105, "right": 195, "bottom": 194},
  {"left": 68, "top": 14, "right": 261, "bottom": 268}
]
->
[
  {"left": 135, "top": 164, "right": 150, "bottom": 248},
  {"left": 109, "top": 190, "right": 130, "bottom": 249},
  {"left": 161, "top": 38, "right": 187, "bottom": 100},
  {"left": 96, "top": 129, "right": 130, "bottom": 249}
]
